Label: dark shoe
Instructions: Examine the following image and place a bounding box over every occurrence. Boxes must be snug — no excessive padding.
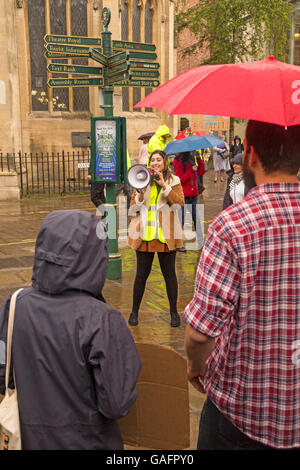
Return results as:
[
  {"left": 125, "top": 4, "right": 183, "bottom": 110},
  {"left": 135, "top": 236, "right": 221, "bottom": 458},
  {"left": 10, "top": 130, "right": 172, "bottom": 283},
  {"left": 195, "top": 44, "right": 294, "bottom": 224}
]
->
[
  {"left": 128, "top": 312, "right": 138, "bottom": 326},
  {"left": 178, "top": 247, "right": 186, "bottom": 252},
  {"left": 170, "top": 312, "right": 181, "bottom": 327}
]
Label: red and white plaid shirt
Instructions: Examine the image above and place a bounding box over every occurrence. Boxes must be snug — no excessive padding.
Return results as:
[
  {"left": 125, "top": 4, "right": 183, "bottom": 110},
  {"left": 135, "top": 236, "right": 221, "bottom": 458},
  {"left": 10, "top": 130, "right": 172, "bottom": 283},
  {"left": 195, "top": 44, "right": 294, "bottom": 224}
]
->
[{"left": 184, "top": 183, "right": 300, "bottom": 449}]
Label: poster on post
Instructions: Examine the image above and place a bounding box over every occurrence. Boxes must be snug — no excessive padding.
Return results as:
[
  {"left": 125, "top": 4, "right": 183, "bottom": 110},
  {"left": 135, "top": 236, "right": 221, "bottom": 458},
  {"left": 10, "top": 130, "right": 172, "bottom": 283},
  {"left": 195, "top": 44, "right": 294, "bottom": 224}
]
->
[
  {"left": 95, "top": 119, "right": 117, "bottom": 181},
  {"left": 91, "top": 117, "right": 127, "bottom": 184}
]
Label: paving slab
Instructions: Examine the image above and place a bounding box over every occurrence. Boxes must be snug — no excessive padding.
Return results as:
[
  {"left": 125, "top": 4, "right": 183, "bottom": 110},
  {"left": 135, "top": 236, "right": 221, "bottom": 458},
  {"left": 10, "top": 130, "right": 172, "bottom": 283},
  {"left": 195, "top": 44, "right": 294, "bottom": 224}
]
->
[{"left": 0, "top": 169, "right": 227, "bottom": 449}]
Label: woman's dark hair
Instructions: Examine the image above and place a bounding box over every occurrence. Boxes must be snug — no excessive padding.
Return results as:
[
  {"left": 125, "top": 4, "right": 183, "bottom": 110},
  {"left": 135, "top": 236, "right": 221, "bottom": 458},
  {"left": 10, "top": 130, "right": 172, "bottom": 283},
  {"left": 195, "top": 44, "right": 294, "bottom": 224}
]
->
[
  {"left": 245, "top": 120, "right": 300, "bottom": 175},
  {"left": 149, "top": 150, "right": 172, "bottom": 181}
]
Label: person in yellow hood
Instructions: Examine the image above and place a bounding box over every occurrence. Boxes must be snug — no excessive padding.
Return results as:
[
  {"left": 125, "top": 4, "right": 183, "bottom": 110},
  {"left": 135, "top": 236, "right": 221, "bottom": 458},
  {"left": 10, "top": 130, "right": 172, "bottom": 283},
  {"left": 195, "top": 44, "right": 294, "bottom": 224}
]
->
[{"left": 147, "top": 125, "right": 172, "bottom": 159}]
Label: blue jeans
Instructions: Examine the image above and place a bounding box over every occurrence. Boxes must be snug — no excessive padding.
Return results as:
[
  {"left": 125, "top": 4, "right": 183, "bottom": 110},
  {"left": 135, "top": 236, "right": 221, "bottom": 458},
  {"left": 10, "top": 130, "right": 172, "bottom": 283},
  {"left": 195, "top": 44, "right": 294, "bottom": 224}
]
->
[
  {"left": 181, "top": 196, "right": 203, "bottom": 248},
  {"left": 197, "top": 397, "right": 273, "bottom": 450}
]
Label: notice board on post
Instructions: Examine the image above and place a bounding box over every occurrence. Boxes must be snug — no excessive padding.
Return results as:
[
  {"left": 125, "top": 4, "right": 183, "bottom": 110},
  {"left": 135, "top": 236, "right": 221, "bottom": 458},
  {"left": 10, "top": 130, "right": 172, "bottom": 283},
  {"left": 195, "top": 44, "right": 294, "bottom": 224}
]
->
[{"left": 90, "top": 116, "right": 127, "bottom": 184}]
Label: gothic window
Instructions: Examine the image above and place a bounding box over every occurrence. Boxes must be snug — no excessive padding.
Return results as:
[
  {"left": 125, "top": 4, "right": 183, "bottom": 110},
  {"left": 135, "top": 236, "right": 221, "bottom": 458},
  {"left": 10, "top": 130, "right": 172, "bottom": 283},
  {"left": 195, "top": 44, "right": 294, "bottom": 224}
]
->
[
  {"left": 28, "top": 0, "right": 47, "bottom": 111},
  {"left": 49, "top": 0, "right": 69, "bottom": 111},
  {"left": 121, "top": 0, "right": 129, "bottom": 111},
  {"left": 71, "top": 0, "right": 89, "bottom": 111},
  {"left": 121, "top": 0, "right": 154, "bottom": 112},
  {"left": 132, "top": 0, "right": 141, "bottom": 112},
  {"left": 144, "top": 0, "right": 153, "bottom": 112},
  {"left": 28, "top": 0, "right": 89, "bottom": 113},
  {"left": 145, "top": 0, "right": 153, "bottom": 43}
]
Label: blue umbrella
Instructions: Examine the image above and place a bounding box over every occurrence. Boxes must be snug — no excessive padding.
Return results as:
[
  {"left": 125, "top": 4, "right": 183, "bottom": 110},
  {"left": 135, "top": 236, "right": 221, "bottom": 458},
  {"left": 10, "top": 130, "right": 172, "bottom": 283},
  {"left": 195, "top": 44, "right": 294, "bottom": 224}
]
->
[{"left": 164, "top": 135, "right": 224, "bottom": 155}]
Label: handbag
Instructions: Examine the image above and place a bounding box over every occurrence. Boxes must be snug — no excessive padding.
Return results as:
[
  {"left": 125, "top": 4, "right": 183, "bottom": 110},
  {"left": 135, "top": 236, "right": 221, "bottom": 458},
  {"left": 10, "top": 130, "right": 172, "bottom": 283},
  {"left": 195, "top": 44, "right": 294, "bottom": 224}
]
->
[
  {"left": 220, "top": 149, "right": 230, "bottom": 160},
  {"left": 0, "top": 288, "right": 23, "bottom": 450}
]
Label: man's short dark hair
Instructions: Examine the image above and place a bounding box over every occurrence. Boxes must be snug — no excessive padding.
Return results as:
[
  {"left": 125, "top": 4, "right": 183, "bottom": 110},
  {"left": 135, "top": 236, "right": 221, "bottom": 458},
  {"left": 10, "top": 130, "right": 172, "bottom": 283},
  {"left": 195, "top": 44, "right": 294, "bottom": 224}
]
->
[{"left": 245, "top": 120, "right": 300, "bottom": 175}]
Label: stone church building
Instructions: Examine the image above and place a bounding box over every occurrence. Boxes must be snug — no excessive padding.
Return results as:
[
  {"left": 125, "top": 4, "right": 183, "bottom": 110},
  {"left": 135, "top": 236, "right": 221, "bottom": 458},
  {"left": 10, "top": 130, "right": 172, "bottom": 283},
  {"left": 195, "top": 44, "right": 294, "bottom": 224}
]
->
[{"left": 0, "top": 0, "right": 177, "bottom": 159}]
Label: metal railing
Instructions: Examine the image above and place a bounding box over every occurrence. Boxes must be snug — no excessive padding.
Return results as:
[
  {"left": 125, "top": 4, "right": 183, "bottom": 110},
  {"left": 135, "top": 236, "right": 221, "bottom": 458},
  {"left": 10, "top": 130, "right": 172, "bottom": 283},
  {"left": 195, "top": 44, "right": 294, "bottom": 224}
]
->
[{"left": 0, "top": 151, "right": 91, "bottom": 197}]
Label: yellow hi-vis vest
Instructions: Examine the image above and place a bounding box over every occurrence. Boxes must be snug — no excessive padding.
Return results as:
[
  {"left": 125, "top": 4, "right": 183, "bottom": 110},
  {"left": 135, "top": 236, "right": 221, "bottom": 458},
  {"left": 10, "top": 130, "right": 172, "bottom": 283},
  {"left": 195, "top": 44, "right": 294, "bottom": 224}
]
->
[{"left": 142, "top": 183, "right": 166, "bottom": 243}]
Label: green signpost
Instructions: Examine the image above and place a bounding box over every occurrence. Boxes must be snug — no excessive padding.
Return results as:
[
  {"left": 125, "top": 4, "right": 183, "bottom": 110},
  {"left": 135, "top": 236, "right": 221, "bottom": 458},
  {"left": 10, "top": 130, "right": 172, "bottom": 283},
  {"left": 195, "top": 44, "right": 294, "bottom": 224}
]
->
[
  {"left": 108, "top": 51, "right": 129, "bottom": 66},
  {"left": 108, "top": 72, "right": 131, "bottom": 85},
  {"left": 129, "top": 60, "right": 160, "bottom": 69},
  {"left": 107, "top": 61, "right": 130, "bottom": 75},
  {"left": 44, "top": 7, "right": 160, "bottom": 279},
  {"left": 46, "top": 43, "right": 102, "bottom": 57},
  {"left": 48, "top": 78, "right": 104, "bottom": 88},
  {"left": 48, "top": 63, "right": 103, "bottom": 75},
  {"left": 112, "top": 39, "right": 156, "bottom": 52},
  {"left": 130, "top": 69, "right": 159, "bottom": 79},
  {"left": 45, "top": 34, "right": 102, "bottom": 47},
  {"left": 111, "top": 78, "right": 160, "bottom": 88}
]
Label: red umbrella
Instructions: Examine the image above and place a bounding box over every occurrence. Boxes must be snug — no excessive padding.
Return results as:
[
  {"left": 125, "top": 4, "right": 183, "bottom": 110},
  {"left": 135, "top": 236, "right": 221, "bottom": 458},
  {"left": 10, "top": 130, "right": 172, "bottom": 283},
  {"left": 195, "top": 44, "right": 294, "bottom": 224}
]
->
[
  {"left": 175, "top": 130, "right": 206, "bottom": 140},
  {"left": 175, "top": 130, "right": 187, "bottom": 140},
  {"left": 193, "top": 131, "right": 207, "bottom": 136},
  {"left": 134, "top": 57, "right": 300, "bottom": 127}
]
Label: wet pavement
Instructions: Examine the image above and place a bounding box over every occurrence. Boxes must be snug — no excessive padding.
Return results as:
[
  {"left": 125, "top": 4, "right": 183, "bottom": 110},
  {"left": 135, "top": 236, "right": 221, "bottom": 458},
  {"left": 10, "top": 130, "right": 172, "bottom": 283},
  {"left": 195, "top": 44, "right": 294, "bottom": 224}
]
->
[{"left": 0, "top": 167, "right": 227, "bottom": 449}]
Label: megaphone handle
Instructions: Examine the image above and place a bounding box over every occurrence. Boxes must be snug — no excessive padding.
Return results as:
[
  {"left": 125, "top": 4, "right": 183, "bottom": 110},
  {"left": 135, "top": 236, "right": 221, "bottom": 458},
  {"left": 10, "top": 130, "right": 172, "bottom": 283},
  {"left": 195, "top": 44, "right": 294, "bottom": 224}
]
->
[{"left": 136, "top": 188, "right": 145, "bottom": 202}]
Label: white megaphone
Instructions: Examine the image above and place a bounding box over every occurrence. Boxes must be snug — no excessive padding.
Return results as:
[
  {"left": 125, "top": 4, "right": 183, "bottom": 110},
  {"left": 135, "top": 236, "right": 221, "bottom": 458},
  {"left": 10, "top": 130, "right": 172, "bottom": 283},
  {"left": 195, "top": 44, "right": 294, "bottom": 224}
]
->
[{"left": 127, "top": 164, "right": 151, "bottom": 190}]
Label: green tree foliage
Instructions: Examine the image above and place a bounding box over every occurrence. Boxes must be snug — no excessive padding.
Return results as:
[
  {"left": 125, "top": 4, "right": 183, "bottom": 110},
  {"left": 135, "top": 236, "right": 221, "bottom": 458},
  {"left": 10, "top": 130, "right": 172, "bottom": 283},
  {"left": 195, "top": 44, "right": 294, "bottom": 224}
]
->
[{"left": 176, "top": 0, "right": 293, "bottom": 64}]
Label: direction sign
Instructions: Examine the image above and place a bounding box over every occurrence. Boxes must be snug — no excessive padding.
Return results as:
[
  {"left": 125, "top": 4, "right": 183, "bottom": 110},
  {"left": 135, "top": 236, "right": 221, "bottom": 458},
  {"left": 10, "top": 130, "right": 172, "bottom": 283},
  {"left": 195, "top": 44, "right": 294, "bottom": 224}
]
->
[
  {"left": 112, "top": 40, "right": 155, "bottom": 52},
  {"left": 108, "top": 72, "right": 131, "bottom": 85},
  {"left": 129, "top": 60, "right": 160, "bottom": 70},
  {"left": 45, "top": 51, "right": 89, "bottom": 59},
  {"left": 110, "top": 78, "right": 160, "bottom": 88},
  {"left": 89, "top": 48, "right": 108, "bottom": 66},
  {"left": 108, "top": 51, "right": 129, "bottom": 66},
  {"left": 107, "top": 61, "right": 130, "bottom": 75},
  {"left": 46, "top": 43, "right": 101, "bottom": 57},
  {"left": 130, "top": 70, "right": 159, "bottom": 79},
  {"left": 127, "top": 51, "right": 157, "bottom": 61},
  {"left": 44, "top": 34, "right": 101, "bottom": 47},
  {"left": 48, "top": 78, "right": 104, "bottom": 88},
  {"left": 48, "top": 63, "right": 103, "bottom": 76}
]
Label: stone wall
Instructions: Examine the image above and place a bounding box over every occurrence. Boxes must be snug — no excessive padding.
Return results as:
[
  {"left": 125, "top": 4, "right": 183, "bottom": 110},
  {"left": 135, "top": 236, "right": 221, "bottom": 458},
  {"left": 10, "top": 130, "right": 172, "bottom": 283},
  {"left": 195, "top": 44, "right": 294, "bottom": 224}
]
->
[
  {"left": 0, "top": 171, "right": 20, "bottom": 201},
  {"left": 0, "top": 0, "right": 177, "bottom": 164}
]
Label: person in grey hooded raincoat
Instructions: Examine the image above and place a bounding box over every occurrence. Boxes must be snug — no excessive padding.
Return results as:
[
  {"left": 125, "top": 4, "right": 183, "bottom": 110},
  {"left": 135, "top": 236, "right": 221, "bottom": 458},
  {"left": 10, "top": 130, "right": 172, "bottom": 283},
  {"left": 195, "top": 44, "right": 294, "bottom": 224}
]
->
[{"left": 0, "top": 210, "right": 141, "bottom": 450}]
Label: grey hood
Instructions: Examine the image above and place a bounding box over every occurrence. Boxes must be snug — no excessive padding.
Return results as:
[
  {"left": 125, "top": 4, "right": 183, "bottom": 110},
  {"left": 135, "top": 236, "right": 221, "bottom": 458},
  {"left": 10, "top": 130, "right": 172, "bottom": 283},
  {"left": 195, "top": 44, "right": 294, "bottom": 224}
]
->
[{"left": 32, "top": 210, "right": 108, "bottom": 299}]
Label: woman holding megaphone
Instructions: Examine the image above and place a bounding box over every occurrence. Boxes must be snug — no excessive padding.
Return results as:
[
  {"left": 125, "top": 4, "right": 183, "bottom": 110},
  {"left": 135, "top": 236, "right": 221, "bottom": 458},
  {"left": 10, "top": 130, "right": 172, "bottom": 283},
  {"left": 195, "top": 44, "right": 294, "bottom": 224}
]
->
[{"left": 128, "top": 150, "right": 185, "bottom": 327}]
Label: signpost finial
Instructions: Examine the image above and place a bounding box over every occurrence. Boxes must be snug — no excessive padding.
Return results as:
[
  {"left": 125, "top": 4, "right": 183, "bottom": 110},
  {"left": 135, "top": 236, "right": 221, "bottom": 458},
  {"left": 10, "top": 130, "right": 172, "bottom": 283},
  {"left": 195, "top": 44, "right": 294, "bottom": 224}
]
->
[{"left": 101, "top": 7, "right": 111, "bottom": 30}]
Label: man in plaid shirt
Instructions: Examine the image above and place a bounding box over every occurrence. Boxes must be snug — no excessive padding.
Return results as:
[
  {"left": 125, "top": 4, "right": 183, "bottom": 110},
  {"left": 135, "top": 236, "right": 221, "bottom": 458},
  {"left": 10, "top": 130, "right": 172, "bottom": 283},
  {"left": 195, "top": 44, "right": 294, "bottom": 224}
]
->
[{"left": 184, "top": 120, "right": 300, "bottom": 450}]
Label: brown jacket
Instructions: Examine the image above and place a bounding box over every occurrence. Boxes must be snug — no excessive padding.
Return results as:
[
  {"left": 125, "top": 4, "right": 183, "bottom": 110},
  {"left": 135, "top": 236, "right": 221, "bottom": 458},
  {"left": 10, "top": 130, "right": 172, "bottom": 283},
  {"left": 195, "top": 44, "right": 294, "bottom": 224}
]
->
[{"left": 128, "top": 175, "right": 185, "bottom": 251}]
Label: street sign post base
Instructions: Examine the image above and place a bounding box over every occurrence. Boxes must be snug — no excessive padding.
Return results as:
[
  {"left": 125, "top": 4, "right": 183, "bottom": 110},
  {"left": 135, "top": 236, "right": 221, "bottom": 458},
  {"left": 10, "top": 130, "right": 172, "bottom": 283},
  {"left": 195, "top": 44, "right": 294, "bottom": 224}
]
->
[{"left": 107, "top": 254, "right": 122, "bottom": 280}]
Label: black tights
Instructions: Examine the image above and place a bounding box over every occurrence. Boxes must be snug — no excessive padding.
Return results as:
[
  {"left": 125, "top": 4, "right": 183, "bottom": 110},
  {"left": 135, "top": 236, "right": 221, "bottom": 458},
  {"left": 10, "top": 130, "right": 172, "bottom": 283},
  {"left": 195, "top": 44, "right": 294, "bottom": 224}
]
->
[{"left": 132, "top": 251, "right": 178, "bottom": 314}]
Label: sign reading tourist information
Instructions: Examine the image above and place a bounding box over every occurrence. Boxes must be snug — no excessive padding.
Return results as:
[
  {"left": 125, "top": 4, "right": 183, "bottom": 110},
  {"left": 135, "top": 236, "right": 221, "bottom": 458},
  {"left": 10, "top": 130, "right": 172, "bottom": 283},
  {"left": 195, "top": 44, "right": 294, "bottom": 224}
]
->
[
  {"left": 48, "top": 78, "right": 104, "bottom": 88},
  {"left": 48, "top": 63, "right": 103, "bottom": 76},
  {"left": 44, "top": 34, "right": 102, "bottom": 47},
  {"left": 46, "top": 43, "right": 102, "bottom": 58}
]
